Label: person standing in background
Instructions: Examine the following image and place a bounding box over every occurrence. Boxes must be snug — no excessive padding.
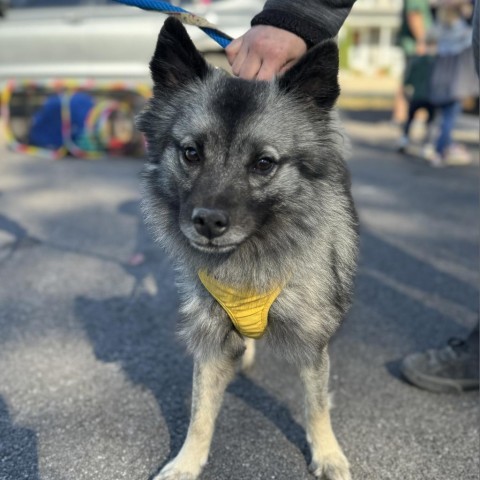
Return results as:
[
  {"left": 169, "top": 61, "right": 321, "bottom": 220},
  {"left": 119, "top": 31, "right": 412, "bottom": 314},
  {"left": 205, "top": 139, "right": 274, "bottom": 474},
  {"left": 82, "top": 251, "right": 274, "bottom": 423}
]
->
[
  {"left": 427, "top": 0, "right": 477, "bottom": 166},
  {"left": 393, "top": 0, "right": 434, "bottom": 123},
  {"left": 397, "top": 31, "right": 438, "bottom": 155},
  {"left": 399, "top": 0, "right": 434, "bottom": 57}
]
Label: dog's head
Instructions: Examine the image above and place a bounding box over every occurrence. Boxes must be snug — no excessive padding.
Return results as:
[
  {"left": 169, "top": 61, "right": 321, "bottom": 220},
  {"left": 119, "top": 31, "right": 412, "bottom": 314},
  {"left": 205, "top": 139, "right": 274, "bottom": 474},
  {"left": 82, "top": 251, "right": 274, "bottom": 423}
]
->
[{"left": 139, "top": 18, "right": 348, "bottom": 260}]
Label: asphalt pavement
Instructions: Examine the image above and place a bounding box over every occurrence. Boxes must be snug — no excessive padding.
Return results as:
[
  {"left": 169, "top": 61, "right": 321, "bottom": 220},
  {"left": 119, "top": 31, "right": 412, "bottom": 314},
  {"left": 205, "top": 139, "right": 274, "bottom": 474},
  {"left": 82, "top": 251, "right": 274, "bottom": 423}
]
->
[{"left": 0, "top": 112, "right": 478, "bottom": 480}]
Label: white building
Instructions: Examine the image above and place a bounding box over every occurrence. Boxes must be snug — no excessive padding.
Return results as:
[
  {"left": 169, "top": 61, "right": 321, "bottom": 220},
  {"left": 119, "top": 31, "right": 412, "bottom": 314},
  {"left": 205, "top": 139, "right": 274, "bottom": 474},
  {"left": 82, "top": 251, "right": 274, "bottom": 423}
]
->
[{"left": 340, "top": 0, "right": 404, "bottom": 77}]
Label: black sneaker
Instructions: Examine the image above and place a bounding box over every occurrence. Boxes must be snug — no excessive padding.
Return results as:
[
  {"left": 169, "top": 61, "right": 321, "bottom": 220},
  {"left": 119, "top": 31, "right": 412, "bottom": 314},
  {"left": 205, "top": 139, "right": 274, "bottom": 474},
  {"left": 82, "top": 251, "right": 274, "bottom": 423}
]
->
[{"left": 400, "top": 338, "right": 479, "bottom": 393}]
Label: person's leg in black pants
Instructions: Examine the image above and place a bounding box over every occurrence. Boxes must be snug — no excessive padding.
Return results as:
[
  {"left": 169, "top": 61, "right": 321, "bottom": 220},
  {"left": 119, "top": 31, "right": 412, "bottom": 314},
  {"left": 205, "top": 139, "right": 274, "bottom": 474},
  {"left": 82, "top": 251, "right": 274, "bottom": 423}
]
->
[{"left": 398, "top": 99, "right": 422, "bottom": 152}]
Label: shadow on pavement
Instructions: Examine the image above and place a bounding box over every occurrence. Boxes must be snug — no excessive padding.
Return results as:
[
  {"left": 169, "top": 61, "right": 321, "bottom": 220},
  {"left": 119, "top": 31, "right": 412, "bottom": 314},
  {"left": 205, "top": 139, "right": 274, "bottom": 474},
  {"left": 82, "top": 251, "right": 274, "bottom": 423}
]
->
[
  {"left": 228, "top": 375, "right": 311, "bottom": 463},
  {"left": 352, "top": 228, "right": 478, "bottom": 378},
  {"left": 384, "top": 359, "right": 404, "bottom": 382},
  {"left": 75, "top": 199, "right": 191, "bottom": 463},
  {"left": 0, "top": 212, "right": 41, "bottom": 264},
  {"left": 0, "top": 396, "right": 40, "bottom": 480},
  {"left": 359, "top": 229, "right": 478, "bottom": 317},
  {"left": 0, "top": 212, "right": 29, "bottom": 240},
  {"left": 341, "top": 109, "right": 393, "bottom": 124}
]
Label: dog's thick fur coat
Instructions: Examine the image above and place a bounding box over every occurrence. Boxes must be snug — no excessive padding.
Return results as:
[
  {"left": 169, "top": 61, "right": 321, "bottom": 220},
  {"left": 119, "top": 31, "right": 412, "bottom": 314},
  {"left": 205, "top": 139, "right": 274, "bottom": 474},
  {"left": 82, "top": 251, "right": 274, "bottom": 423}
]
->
[{"left": 138, "top": 18, "right": 359, "bottom": 480}]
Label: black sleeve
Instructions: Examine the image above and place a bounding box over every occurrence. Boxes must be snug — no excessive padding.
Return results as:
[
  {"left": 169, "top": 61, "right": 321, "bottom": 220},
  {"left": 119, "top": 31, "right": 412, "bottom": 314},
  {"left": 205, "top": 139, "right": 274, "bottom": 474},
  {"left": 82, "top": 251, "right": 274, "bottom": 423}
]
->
[
  {"left": 251, "top": 0, "right": 357, "bottom": 46},
  {"left": 473, "top": 0, "right": 479, "bottom": 75}
]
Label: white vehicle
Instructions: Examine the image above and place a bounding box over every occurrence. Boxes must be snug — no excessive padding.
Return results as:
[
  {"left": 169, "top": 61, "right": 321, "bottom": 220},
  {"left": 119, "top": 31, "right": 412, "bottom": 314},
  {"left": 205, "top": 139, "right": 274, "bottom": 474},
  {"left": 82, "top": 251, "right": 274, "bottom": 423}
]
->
[{"left": 0, "top": 0, "right": 258, "bottom": 86}]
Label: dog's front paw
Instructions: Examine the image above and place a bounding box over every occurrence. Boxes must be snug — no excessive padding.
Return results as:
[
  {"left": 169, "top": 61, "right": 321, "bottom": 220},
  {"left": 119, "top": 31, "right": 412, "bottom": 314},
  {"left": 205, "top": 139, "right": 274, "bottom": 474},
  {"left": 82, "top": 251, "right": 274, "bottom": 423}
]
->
[
  {"left": 153, "top": 457, "right": 203, "bottom": 480},
  {"left": 309, "top": 452, "right": 351, "bottom": 480}
]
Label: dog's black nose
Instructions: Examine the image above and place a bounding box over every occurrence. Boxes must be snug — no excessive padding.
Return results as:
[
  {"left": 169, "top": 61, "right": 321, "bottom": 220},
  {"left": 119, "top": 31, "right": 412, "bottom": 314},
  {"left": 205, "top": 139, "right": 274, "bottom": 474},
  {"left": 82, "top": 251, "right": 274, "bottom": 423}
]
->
[{"left": 192, "top": 208, "right": 230, "bottom": 239}]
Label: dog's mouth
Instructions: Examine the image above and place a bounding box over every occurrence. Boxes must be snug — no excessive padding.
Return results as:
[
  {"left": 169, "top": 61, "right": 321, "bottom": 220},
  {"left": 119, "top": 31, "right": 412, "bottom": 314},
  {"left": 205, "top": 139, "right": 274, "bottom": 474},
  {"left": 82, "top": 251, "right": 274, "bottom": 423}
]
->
[
  {"left": 189, "top": 240, "right": 239, "bottom": 254},
  {"left": 179, "top": 222, "right": 248, "bottom": 254}
]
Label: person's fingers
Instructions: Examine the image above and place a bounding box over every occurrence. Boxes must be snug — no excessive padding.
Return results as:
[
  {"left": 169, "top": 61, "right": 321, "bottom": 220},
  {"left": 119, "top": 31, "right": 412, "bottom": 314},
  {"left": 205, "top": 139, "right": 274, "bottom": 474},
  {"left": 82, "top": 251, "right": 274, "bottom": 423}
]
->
[
  {"left": 258, "top": 56, "right": 297, "bottom": 81},
  {"left": 228, "top": 26, "right": 307, "bottom": 80},
  {"left": 231, "top": 45, "right": 249, "bottom": 77},
  {"left": 278, "top": 59, "right": 298, "bottom": 76},
  {"left": 256, "top": 61, "right": 279, "bottom": 81},
  {"left": 225, "top": 37, "right": 242, "bottom": 65},
  {"left": 238, "top": 54, "right": 262, "bottom": 80}
]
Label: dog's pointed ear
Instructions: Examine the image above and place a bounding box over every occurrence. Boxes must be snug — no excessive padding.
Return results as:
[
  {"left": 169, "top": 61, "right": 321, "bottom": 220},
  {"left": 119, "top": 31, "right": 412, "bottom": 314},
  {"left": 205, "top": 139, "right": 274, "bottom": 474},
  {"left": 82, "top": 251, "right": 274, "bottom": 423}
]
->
[
  {"left": 149, "top": 17, "right": 209, "bottom": 90},
  {"left": 278, "top": 40, "right": 340, "bottom": 110}
]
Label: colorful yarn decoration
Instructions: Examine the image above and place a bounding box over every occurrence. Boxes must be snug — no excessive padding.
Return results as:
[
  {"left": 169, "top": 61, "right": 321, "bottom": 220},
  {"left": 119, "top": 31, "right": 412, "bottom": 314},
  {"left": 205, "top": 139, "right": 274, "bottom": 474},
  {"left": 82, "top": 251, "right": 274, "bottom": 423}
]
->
[
  {"left": 0, "top": 79, "right": 151, "bottom": 160},
  {"left": 1, "top": 80, "right": 67, "bottom": 160},
  {"left": 84, "top": 100, "right": 133, "bottom": 153},
  {"left": 60, "top": 93, "right": 101, "bottom": 159},
  {"left": 113, "top": 0, "right": 232, "bottom": 48}
]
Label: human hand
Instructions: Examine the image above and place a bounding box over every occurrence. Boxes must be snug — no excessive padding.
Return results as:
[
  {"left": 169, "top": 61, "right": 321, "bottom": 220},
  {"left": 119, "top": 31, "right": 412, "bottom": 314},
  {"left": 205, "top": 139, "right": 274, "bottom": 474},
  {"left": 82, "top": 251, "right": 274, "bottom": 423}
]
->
[
  {"left": 225, "top": 25, "right": 307, "bottom": 81},
  {"left": 415, "top": 40, "right": 427, "bottom": 55}
]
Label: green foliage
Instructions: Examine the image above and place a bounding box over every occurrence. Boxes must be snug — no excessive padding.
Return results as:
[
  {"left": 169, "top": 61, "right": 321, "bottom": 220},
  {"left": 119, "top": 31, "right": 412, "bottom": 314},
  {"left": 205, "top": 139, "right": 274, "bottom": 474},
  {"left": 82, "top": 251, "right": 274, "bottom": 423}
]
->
[{"left": 339, "top": 27, "right": 353, "bottom": 70}]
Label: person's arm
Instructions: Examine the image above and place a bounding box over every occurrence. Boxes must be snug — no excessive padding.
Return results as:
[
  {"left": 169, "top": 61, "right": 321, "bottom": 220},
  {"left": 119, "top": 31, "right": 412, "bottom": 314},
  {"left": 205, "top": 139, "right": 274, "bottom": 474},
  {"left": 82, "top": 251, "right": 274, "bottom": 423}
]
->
[
  {"left": 226, "top": 0, "right": 356, "bottom": 80},
  {"left": 407, "top": 10, "right": 427, "bottom": 54},
  {"left": 473, "top": 0, "right": 479, "bottom": 75}
]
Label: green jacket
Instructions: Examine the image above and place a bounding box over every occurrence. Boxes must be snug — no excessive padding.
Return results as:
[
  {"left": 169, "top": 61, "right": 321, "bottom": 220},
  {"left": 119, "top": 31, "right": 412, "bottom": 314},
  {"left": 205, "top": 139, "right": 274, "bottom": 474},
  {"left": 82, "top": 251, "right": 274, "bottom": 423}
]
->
[
  {"left": 398, "top": 0, "right": 433, "bottom": 55},
  {"left": 404, "top": 54, "right": 435, "bottom": 101}
]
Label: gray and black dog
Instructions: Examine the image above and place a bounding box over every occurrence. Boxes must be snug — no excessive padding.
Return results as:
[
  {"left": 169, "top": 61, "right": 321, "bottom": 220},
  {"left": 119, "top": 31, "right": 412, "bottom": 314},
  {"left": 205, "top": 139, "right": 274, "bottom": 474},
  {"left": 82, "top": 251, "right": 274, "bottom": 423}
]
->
[{"left": 138, "top": 17, "right": 359, "bottom": 480}]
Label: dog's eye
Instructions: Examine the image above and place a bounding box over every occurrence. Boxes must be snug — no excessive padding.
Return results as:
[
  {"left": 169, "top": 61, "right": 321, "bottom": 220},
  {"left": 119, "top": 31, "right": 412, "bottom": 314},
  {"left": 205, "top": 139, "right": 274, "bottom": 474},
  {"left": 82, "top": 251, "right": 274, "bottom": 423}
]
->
[
  {"left": 183, "top": 147, "right": 200, "bottom": 164},
  {"left": 252, "top": 157, "right": 275, "bottom": 174}
]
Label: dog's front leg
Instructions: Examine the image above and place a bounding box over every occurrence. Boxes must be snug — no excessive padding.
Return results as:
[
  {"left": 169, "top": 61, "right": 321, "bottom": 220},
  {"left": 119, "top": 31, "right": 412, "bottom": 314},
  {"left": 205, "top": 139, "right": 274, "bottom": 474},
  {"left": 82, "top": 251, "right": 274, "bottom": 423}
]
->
[
  {"left": 240, "top": 337, "right": 255, "bottom": 372},
  {"left": 154, "top": 346, "right": 237, "bottom": 480},
  {"left": 300, "top": 348, "right": 351, "bottom": 480}
]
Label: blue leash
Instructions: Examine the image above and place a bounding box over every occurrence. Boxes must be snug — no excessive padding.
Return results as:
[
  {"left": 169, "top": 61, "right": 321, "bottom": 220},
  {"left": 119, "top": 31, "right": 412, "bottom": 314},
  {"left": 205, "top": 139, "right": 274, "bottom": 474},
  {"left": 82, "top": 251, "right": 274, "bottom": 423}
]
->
[{"left": 113, "top": 0, "right": 232, "bottom": 48}]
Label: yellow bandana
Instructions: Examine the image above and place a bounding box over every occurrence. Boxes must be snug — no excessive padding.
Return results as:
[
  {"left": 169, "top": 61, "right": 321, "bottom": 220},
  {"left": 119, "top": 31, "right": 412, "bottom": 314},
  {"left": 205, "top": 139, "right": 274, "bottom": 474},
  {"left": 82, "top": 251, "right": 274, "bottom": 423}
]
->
[{"left": 198, "top": 270, "right": 283, "bottom": 339}]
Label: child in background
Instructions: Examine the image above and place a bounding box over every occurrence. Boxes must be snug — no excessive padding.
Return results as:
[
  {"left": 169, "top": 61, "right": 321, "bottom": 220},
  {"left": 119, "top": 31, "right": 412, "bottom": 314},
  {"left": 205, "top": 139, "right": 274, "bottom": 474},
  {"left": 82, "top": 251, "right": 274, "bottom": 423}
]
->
[
  {"left": 429, "top": 1, "right": 476, "bottom": 166},
  {"left": 397, "top": 32, "right": 437, "bottom": 155}
]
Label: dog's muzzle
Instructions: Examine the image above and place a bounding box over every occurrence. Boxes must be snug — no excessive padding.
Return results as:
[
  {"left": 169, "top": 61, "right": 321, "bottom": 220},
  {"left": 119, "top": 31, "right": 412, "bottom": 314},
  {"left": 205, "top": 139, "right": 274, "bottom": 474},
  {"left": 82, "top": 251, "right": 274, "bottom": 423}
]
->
[{"left": 192, "top": 207, "right": 230, "bottom": 239}]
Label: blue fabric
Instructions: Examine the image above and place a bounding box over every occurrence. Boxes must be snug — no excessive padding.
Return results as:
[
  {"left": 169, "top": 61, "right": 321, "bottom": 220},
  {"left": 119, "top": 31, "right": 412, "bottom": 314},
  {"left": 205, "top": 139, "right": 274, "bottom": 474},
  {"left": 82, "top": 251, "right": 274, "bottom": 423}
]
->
[
  {"left": 113, "top": 0, "right": 232, "bottom": 48},
  {"left": 29, "top": 93, "right": 94, "bottom": 150},
  {"left": 436, "top": 101, "right": 462, "bottom": 155}
]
